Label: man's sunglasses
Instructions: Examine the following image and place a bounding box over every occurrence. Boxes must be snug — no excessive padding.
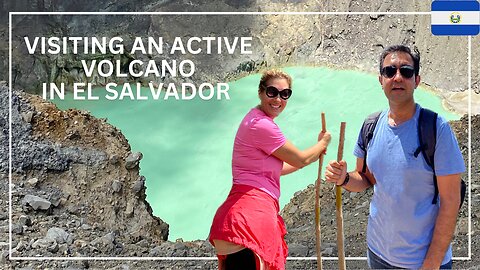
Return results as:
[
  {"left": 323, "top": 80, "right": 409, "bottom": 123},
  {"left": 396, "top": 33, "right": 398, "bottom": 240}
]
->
[
  {"left": 381, "top": 65, "right": 415, "bottom": 79},
  {"left": 262, "top": 85, "right": 293, "bottom": 100}
]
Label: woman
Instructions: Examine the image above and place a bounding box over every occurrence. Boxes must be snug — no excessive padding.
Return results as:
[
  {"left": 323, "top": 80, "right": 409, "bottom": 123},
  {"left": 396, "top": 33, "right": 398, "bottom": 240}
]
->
[{"left": 209, "top": 69, "right": 331, "bottom": 270}]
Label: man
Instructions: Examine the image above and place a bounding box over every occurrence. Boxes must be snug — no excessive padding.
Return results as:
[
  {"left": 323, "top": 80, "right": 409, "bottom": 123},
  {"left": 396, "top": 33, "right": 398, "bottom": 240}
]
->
[{"left": 325, "top": 45, "right": 465, "bottom": 269}]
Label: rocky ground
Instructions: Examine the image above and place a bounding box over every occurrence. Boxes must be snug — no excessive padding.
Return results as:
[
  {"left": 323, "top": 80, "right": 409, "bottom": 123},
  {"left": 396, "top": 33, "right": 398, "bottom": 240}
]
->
[{"left": 1, "top": 83, "right": 479, "bottom": 269}]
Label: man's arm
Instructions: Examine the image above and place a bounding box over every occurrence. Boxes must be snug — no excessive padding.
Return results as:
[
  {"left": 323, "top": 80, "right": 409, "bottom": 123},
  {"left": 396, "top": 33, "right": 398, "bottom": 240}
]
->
[
  {"left": 422, "top": 173, "right": 461, "bottom": 269},
  {"left": 325, "top": 157, "right": 376, "bottom": 192}
]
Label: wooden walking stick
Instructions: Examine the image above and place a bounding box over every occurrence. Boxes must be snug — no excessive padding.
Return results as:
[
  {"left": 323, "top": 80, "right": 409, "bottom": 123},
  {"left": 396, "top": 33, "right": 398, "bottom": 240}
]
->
[
  {"left": 315, "top": 112, "right": 326, "bottom": 270},
  {"left": 335, "top": 122, "right": 347, "bottom": 270}
]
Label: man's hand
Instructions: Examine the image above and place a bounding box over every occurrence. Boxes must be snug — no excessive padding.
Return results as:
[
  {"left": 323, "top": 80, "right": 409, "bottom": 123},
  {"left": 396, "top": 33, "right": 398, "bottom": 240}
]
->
[
  {"left": 325, "top": 158, "right": 375, "bottom": 192},
  {"left": 325, "top": 160, "right": 347, "bottom": 185}
]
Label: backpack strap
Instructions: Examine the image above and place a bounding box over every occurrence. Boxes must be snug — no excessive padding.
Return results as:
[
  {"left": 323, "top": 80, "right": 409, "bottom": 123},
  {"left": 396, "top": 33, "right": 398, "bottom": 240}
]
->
[
  {"left": 359, "top": 111, "right": 382, "bottom": 173},
  {"left": 415, "top": 108, "right": 438, "bottom": 204},
  {"left": 416, "top": 108, "right": 466, "bottom": 208}
]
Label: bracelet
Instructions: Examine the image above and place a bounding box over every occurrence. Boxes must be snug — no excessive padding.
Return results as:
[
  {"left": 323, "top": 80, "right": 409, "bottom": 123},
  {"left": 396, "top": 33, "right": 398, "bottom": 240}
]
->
[{"left": 341, "top": 172, "right": 350, "bottom": 186}]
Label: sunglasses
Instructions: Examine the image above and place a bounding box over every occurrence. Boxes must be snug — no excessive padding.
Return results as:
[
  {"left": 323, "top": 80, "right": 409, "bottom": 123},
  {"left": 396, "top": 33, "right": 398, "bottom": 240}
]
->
[
  {"left": 262, "top": 85, "right": 293, "bottom": 100},
  {"left": 381, "top": 65, "right": 415, "bottom": 79}
]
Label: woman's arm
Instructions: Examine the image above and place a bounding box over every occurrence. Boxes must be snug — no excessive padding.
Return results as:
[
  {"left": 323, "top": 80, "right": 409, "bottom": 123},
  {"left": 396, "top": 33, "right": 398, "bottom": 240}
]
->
[
  {"left": 281, "top": 162, "right": 299, "bottom": 175},
  {"left": 273, "top": 131, "right": 331, "bottom": 170}
]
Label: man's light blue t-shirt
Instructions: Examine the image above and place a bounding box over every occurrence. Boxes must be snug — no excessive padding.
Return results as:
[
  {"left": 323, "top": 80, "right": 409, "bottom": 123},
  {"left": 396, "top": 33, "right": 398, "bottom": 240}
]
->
[{"left": 353, "top": 104, "right": 465, "bottom": 269}]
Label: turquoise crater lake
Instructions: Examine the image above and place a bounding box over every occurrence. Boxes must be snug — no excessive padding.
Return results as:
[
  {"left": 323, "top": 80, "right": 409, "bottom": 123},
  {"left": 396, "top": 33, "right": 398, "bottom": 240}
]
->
[{"left": 53, "top": 67, "right": 460, "bottom": 241}]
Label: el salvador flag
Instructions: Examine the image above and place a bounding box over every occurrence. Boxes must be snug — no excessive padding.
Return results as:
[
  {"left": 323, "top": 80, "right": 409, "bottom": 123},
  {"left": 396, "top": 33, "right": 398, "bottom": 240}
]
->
[{"left": 431, "top": 0, "right": 480, "bottom": 35}]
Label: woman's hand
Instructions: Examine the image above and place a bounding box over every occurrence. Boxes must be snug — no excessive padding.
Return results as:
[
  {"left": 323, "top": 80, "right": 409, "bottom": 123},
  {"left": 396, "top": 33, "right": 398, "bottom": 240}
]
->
[
  {"left": 318, "top": 131, "right": 331, "bottom": 142},
  {"left": 318, "top": 131, "right": 331, "bottom": 154}
]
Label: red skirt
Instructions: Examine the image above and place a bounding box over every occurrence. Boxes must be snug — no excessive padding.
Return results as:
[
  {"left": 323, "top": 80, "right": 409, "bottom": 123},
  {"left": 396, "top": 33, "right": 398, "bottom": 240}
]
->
[{"left": 209, "top": 184, "right": 288, "bottom": 270}]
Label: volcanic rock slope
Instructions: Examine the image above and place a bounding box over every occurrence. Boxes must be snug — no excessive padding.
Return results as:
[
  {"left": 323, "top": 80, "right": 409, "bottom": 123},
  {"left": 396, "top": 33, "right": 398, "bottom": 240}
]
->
[{"left": 0, "top": 85, "right": 217, "bottom": 269}]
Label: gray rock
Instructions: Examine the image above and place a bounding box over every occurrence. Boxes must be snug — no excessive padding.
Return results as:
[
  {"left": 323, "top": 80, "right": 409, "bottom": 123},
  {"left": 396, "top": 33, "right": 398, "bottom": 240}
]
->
[
  {"left": 149, "top": 246, "right": 163, "bottom": 257},
  {"left": 109, "top": 154, "right": 120, "bottom": 165},
  {"left": 58, "top": 243, "right": 69, "bottom": 255},
  {"left": 46, "top": 227, "right": 71, "bottom": 244},
  {"left": 12, "top": 223, "right": 23, "bottom": 235},
  {"left": 73, "top": 240, "right": 88, "bottom": 249},
  {"left": 22, "top": 194, "right": 51, "bottom": 210},
  {"left": 131, "top": 176, "right": 145, "bottom": 194},
  {"left": 112, "top": 180, "right": 123, "bottom": 193},
  {"left": 354, "top": 201, "right": 369, "bottom": 210},
  {"left": 113, "top": 264, "right": 130, "bottom": 270},
  {"left": 173, "top": 241, "right": 188, "bottom": 256},
  {"left": 32, "top": 237, "right": 57, "bottom": 252},
  {"left": 26, "top": 177, "right": 39, "bottom": 187},
  {"left": 136, "top": 239, "right": 150, "bottom": 248},
  {"left": 288, "top": 205, "right": 298, "bottom": 214},
  {"left": 21, "top": 111, "right": 33, "bottom": 123},
  {"left": 67, "top": 205, "right": 81, "bottom": 215},
  {"left": 15, "top": 267, "right": 35, "bottom": 270},
  {"left": 125, "top": 201, "right": 134, "bottom": 217},
  {"left": 80, "top": 224, "right": 91, "bottom": 230},
  {"left": 0, "top": 250, "right": 8, "bottom": 264},
  {"left": 48, "top": 188, "right": 65, "bottom": 207},
  {"left": 91, "top": 232, "right": 116, "bottom": 253},
  {"left": 125, "top": 152, "right": 143, "bottom": 169},
  {"left": 289, "top": 243, "right": 309, "bottom": 256},
  {"left": 15, "top": 240, "right": 27, "bottom": 252},
  {"left": 288, "top": 224, "right": 310, "bottom": 233},
  {"left": 19, "top": 215, "right": 32, "bottom": 226},
  {"left": 47, "top": 241, "right": 59, "bottom": 253},
  {"left": 323, "top": 247, "right": 334, "bottom": 256}
]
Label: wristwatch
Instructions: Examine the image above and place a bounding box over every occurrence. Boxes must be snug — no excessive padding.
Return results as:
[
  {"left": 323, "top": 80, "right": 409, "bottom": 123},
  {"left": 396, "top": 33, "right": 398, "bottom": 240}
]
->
[{"left": 341, "top": 172, "right": 350, "bottom": 186}]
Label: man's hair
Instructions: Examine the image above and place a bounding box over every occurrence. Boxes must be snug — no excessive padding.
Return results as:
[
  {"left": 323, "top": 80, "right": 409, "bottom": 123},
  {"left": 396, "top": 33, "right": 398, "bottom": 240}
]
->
[
  {"left": 379, "top": 45, "right": 420, "bottom": 76},
  {"left": 258, "top": 69, "right": 292, "bottom": 91}
]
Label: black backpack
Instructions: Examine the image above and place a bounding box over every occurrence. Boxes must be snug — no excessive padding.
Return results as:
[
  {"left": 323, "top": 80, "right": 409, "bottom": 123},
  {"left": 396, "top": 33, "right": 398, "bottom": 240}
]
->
[{"left": 359, "top": 108, "right": 466, "bottom": 209}]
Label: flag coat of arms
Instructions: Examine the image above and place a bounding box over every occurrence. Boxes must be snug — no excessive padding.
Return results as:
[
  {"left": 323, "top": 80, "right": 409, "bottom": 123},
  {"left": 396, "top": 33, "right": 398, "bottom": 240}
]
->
[{"left": 431, "top": 0, "right": 480, "bottom": 35}]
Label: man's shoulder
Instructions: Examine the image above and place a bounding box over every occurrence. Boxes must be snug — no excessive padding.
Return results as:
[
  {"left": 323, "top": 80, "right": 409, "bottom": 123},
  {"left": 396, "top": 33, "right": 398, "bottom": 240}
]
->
[
  {"left": 417, "top": 105, "right": 450, "bottom": 128},
  {"left": 415, "top": 106, "right": 456, "bottom": 142},
  {"left": 362, "top": 109, "right": 388, "bottom": 123}
]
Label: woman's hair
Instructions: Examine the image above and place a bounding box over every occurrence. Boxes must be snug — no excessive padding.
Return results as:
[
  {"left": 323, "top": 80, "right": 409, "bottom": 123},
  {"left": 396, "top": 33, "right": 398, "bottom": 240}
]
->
[{"left": 258, "top": 69, "right": 292, "bottom": 91}]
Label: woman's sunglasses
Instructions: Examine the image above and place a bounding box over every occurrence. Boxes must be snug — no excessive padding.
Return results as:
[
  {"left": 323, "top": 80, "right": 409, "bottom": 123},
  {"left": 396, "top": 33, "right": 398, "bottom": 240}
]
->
[
  {"left": 381, "top": 65, "right": 415, "bottom": 79},
  {"left": 262, "top": 85, "right": 293, "bottom": 100}
]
